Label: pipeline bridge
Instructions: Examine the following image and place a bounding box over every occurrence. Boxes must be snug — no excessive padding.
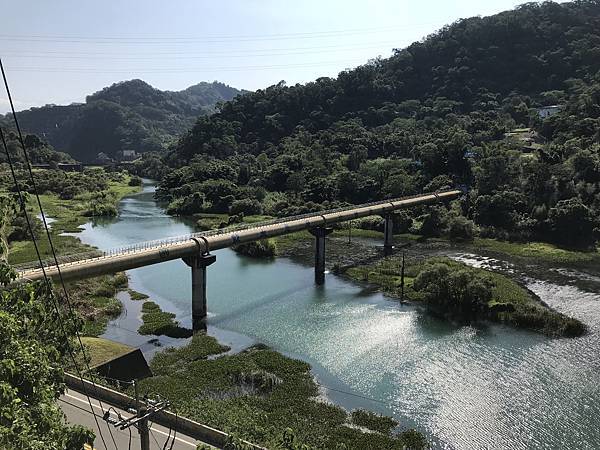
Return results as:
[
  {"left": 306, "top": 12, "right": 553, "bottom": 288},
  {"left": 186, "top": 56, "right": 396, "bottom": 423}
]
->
[{"left": 17, "top": 189, "right": 461, "bottom": 329}]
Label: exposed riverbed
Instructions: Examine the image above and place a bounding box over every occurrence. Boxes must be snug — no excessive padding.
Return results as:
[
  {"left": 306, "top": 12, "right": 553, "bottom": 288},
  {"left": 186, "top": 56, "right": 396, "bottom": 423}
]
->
[{"left": 74, "top": 180, "right": 600, "bottom": 449}]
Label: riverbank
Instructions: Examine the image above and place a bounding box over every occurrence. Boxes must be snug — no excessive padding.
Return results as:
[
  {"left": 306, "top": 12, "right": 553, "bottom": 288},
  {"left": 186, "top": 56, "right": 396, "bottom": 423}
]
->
[
  {"left": 5, "top": 170, "right": 141, "bottom": 336},
  {"left": 61, "top": 186, "right": 600, "bottom": 449},
  {"left": 269, "top": 227, "right": 590, "bottom": 337},
  {"left": 129, "top": 333, "right": 427, "bottom": 449}
]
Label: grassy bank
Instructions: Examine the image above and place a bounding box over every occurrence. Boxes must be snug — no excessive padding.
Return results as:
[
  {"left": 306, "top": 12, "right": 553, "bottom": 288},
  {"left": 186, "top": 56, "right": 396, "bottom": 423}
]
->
[
  {"left": 345, "top": 255, "right": 586, "bottom": 337},
  {"left": 5, "top": 172, "right": 141, "bottom": 336},
  {"left": 8, "top": 175, "right": 141, "bottom": 265},
  {"left": 133, "top": 333, "right": 426, "bottom": 450},
  {"left": 66, "top": 273, "right": 128, "bottom": 336},
  {"left": 471, "top": 237, "right": 600, "bottom": 266},
  {"left": 81, "top": 337, "right": 133, "bottom": 367}
]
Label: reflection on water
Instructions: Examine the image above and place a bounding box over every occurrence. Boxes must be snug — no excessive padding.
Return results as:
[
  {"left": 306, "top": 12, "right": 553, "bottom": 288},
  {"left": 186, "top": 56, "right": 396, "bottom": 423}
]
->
[{"left": 75, "top": 180, "right": 600, "bottom": 449}]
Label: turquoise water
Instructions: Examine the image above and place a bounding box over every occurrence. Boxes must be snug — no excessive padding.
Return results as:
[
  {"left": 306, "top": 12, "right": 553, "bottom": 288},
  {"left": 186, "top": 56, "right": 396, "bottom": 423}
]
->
[{"left": 75, "top": 181, "right": 600, "bottom": 449}]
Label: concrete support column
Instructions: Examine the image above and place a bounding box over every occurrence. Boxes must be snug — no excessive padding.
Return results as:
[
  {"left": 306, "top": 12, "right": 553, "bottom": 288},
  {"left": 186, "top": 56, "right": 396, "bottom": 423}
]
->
[
  {"left": 383, "top": 214, "right": 394, "bottom": 255},
  {"left": 183, "top": 253, "right": 216, "bottom": 331},
  {"left": 309, "top": 227, "right": 333, "bottom": 285}
]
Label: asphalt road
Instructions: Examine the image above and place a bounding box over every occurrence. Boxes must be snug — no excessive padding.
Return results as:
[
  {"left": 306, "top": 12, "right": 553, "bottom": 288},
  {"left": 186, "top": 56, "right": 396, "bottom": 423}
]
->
[{"left": 60, "top": 389, "right": 207, "bottom": 450}]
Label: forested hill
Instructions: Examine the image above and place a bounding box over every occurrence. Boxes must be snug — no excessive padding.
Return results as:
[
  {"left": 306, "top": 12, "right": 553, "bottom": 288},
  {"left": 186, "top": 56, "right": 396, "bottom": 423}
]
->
[
  {"left": 156, "top": 0, "right": 600, "bottom": 250},
  {"left": 10, "top": 80, "right": 244, "bottom": 162},
  {"left": 170, "top": 0, "right": 600, "bottom": 162}
]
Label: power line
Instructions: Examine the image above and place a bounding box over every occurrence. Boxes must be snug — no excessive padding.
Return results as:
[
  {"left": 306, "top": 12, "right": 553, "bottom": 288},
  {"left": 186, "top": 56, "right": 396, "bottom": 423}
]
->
[
  {"left": 1, "top": 44, "right": 395, "bottom": 61},
  {"left": 316, "top": 381, "right": 393, "bottom": 407},
  {"left": 0, "top": 23, "right": 436, "bottom": 44},
  {"left": 5, "top": 58, "right": 368, "bottom": 74},
  {"left": 0, "top": 40, "right": 399, "bottom": 57},
  {"left": 0, "top": 58, "right": 118, "bottom": 450}
]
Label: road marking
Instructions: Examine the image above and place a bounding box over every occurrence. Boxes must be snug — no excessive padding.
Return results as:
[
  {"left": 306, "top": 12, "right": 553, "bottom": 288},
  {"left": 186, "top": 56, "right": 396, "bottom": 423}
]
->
[{"left": 64, "top": 392, "right": 198, "bottom": 448}]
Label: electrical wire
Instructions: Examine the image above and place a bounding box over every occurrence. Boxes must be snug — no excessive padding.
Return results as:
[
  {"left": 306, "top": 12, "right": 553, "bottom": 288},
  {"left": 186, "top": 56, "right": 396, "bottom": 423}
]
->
[
  {"left": 1, "top": 40, "right": 399, "bottom": 57},
  {"left": 1, "top": 44, "right": 395, "bottom": 61},
  {"left": 149, "top": 422, "right": 162, "bottom": 448},
  {"left": 0, "top": 58, "right": 118, "bottom": 450},
  {"left": 0, "top": 123, "right": 115, "bottom": 449},
  {"left": 316, "top": 381, "right": 392, "bottom": 407},
  {"left": 6, "top": 58, "right": 367, "bottom": 74},
  {"left": 161, "top": 419, "right": 172, "bottom": 450},
  {"left": 0, "top": 23, "right": 436, "bottom": 44},
  {"left": 168, "top": 409, "right": 178, "bottom": 450}
]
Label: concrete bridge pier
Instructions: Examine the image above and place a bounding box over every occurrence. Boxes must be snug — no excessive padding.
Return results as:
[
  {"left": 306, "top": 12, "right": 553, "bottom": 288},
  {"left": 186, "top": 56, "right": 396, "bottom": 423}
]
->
[
  {"left": 383, "top": 214, "right": 394, "bottom": 255},
  {"left": 183, "top": 253, "right": 216, "bottom": 330},
  {"left": 309, "top": 227, "right": 333, "bottom": 285}
]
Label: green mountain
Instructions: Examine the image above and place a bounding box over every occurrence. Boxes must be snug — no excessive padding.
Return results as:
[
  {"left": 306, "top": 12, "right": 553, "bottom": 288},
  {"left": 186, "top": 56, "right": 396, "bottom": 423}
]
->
[
  {"left": 11, "top": 80, "right": 245, "bottom": 162},
  {"left": 0, "top": 127, "right": 74, "bottom": 166},
  {"left": 157, "top": 0, "right": 600, "bottom": 248}
]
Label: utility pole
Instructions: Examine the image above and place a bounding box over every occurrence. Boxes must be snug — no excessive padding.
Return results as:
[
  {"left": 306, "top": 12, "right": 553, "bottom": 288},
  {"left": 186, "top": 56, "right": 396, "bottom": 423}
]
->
[
  {"left": 138, "top": 403, "right": 150, "bottom": 450},
  {"left": 400, "top": 251, "right": 405, "bottom": 302},
  {"left": 103, "top": 379, "right": 169, "bottom": 450},
  {"left": 348, "top": 220, "right": 352, "bottom": 243}
]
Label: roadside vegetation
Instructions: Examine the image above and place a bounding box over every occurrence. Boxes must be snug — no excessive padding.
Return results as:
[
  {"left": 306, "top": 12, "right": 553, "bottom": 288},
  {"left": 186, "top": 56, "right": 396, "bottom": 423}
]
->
[
  {"left": 134, "top": 333, "right": 427, "bottom": 449},
  {"left": 0, "top": 206, "right": 94, "bottom": 448},
  {"left": 1, "top": 167, "right": 142, "bottom": 338}
]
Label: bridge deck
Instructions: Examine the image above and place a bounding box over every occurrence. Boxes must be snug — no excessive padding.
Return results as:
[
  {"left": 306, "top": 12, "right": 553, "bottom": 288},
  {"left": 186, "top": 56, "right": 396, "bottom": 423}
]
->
[{"left": 17, "top": 190, "right": 461, "bottom": 282}]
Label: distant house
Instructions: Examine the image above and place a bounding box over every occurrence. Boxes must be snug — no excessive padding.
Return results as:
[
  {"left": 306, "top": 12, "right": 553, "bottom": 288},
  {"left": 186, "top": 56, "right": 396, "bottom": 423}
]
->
[
  {"left": 504, "top": 128, "right": 543, "bottom": 153},
  {"left": 120, "top": 149, "right": 137, "bottom": 161},
  {"left": 32, "top": 162, "right": 83, "bottom": 172},
  {"left": 536, "top": 105, "right": 562, "bottom": 119},
  {"left": 95, "top": 152, "right": 113, "bottom": 165}
]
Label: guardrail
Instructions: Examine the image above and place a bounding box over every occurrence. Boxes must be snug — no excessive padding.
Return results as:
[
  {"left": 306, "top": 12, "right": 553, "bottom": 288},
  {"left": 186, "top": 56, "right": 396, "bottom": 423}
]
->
[
  {"left": 16, "top": 190, "right": 460, "bottom": 273},
  {"left": 64, "top": 373, "right": 266, "bottom": 450}
]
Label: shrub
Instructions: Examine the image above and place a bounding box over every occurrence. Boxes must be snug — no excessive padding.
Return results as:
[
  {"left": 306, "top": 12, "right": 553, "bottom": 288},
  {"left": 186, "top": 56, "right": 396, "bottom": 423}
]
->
[
  {"left": 447, "top": 215, "right": 476, "bottom": 242},
  {"left": 413, "top": 262, "right": 493, "bottom": 321},
  {"left": 230, "top": 198, "right": 263, "bottom": 216},
  {"left": 138, "top": 301, "right": 192, "bottom": 338},
  {"left": 128, "top": 175, "right": 143, "bottom": 187},
  {"left": 233, "top": 239, "right": 277, "bottom": 258},
  {"left": 354, "top": 216, "right": 384, "bottom": 231},
  {"left": 418, "top": 206, "right": 446, "bottom": 237},
  {"left": 196, "top": 217, "right": 220, "bottom": 231}
]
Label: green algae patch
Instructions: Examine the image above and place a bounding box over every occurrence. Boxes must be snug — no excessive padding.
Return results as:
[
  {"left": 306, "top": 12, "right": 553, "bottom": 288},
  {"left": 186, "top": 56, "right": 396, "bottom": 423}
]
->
[
  {"left": 131, "top": 336, "right": 427, "bottom": 450},
  {"left": 128, "top": 289, "right": 149, "bottom": 301},
  {"left": 138, "top": 301, "right": 192, "bottom": 338}
]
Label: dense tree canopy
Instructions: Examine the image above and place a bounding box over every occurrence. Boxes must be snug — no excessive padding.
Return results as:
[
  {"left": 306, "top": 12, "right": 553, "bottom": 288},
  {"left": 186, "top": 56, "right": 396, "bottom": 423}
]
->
[
  {"left": 150, "top": 1, "right": 600, "bottom": 249},
  {"left": 9, "top": 80, "right": 245, "bottom": 161}
]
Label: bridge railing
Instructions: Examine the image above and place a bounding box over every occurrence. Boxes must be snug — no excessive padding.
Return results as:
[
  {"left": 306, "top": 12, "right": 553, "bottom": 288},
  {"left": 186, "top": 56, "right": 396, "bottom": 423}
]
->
[{"left": 15, "top": 190, "right": 458, "bottom": 273}]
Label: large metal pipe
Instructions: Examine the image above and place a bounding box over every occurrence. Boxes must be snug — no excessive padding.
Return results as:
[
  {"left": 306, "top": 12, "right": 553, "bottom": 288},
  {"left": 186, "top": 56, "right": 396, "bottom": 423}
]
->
[{"left": 18, "top": 190, "right": 461, "bottom": 282}]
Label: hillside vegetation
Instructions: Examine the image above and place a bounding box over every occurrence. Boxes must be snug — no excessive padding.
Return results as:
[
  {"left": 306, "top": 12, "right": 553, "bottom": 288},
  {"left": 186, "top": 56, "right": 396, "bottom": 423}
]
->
[
  {"left": 154, "top": 0, "right": 600, "bottom": 250},
  {"left": 0, "top": 129, "right": 74, "bottom": 165},
  {"left": 9, "top": 80, "right": 244, "bottom": 161}
]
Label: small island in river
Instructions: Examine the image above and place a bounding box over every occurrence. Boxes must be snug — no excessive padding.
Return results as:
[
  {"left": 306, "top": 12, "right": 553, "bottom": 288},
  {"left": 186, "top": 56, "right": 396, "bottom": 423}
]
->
[{"left": 345, "top": 254, "right": 587, "bottom": 338}]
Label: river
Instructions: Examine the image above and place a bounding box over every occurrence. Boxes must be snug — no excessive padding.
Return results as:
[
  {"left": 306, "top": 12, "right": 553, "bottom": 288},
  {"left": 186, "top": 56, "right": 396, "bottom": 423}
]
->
[{"left": 74, "top": 180, "right": 600, "bottom": 449}]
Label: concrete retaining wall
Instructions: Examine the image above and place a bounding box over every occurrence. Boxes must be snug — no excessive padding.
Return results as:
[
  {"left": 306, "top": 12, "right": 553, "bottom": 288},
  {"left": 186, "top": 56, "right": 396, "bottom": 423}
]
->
[{"left": 65, "top": 373, "right": 265, "bottom": 449}]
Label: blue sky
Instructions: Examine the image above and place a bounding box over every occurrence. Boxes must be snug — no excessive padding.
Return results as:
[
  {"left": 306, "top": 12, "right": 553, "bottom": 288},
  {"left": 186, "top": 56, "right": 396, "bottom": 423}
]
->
[{"left": 0, "top": 1, "right": 565, "bottom": 113}]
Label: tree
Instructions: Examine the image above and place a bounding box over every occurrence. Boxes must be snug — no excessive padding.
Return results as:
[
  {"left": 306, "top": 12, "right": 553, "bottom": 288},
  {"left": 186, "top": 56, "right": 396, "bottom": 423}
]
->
[
  {"left": 447, "top": 215, "right": 476, "bottom": 242},
  {"left": 413, "top": 261, "right": 493, "bottom": 321},
  {"left": 0, "top": 207, "right": 93, "bottom": 448},
  {"left": 547, "top": 198, "right": 596, "bottom": 248}
]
